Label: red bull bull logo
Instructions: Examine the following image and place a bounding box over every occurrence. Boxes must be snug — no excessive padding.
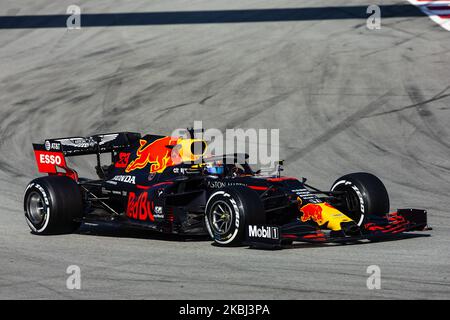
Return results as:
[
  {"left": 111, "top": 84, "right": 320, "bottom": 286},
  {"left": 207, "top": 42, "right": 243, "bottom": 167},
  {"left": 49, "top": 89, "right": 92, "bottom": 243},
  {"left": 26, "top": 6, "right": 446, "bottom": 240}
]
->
[
  {"left": 125, "top": 137, "right": 180, "bottom": 173},
  {"left": 300, "top": 203, "right": 324, "bottom": 224},
  {"left": 299, "top": 202, "right": 354, "bottom": 231}
]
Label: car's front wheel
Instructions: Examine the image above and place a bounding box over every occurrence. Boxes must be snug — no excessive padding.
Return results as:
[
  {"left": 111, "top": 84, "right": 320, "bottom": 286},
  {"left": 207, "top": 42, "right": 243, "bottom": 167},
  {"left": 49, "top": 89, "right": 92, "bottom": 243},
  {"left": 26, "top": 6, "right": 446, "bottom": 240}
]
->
[
  {"left": 205, "top": 186, "right": 265, "bottom": 246},
  {"left": 331, "top": 172, "right": 390, "bottom": 226}
]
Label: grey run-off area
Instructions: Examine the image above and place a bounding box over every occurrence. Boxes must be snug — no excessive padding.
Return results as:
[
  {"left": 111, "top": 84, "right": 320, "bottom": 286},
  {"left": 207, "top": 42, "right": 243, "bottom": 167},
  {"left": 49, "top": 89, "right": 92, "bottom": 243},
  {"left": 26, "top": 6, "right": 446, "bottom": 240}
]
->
[{"left": 0, "top": 0, "right": 449, "bottom": 299}]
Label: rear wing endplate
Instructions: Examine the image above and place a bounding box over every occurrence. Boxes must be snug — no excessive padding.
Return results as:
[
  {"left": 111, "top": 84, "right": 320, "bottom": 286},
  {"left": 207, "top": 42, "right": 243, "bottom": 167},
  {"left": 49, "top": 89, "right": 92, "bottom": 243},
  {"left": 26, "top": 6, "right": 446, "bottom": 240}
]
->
[{"left": 32, "top": 132, "right": 141, "bottom": 179}]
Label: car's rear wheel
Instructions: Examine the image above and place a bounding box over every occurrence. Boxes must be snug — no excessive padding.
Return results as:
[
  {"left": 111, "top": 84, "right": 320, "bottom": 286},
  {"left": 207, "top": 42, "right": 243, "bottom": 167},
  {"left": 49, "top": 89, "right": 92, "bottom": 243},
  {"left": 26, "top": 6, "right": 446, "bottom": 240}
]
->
[
  {"left": 331, "top": 172, "right": 390, "bottom": 226},
  {"left": 24, "top": 176, "right": 83, "bottom": 234},
  {"left": 205, "top": 186, "right": 265, "bottom": 246}
]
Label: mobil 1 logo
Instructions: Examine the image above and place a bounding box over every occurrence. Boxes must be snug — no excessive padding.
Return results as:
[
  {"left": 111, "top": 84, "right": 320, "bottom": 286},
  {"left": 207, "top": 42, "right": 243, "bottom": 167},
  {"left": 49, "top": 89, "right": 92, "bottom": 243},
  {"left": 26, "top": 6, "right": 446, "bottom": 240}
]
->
[
  {"left": 246, "top": 225, "right": 281, "bottom": 247},
  {"left": 248, "top": 225, "right": 279, "bottom": 240}
]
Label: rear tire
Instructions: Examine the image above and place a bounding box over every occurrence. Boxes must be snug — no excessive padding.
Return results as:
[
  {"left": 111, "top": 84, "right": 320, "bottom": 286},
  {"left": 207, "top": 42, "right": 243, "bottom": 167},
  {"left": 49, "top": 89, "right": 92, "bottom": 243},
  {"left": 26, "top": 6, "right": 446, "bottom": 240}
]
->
[
  {"left": 24, "top": 176, "right": 83, "bottom": 234},
  {"left": 331, "top": 172, "right": 389, "bottom": 226},
  {"left": 205, "top": 186, "right": 265, "bottom": 246}
]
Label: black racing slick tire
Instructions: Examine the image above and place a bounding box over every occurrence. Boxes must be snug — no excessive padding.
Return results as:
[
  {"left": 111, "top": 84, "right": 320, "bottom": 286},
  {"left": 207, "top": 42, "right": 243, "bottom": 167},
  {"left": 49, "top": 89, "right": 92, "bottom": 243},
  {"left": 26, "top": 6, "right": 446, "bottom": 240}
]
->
[
  {"left": 205, "top": 186, "right": 265, "bottom": 246},
  {"left": 331, "top": 172, "right": 390, "bottom": 226},
  {"left": 24, "top": 176, "right": 83, "bottom": 234}
]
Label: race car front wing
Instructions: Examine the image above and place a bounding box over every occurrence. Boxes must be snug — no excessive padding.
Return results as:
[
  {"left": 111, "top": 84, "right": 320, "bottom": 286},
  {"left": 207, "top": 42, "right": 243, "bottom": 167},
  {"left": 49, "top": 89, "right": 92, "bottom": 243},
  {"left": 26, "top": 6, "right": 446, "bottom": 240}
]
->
[{"left": 245, "top": 209, "right": 430, "bottom": 249}]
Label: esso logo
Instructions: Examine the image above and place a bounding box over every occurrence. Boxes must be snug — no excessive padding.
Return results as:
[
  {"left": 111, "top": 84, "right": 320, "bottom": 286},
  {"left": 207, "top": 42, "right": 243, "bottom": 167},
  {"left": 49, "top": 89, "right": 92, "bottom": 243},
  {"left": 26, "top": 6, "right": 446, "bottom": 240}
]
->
[{"left": 39, "top": 154, "right": 62, "bottom": 165}]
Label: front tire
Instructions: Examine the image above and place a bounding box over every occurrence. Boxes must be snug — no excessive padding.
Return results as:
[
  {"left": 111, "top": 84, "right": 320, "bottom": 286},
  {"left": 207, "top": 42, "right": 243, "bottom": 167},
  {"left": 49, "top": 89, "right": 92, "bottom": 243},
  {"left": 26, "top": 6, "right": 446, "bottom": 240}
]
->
[
  {"left": 331, "top": 172, "right": 389, "bottom": 226},
  {"left": 205, "top": 186, "right": 265, "bottom": 246},
  {"left": 24, "top": 176, "right": 83, "bottom": 234}
]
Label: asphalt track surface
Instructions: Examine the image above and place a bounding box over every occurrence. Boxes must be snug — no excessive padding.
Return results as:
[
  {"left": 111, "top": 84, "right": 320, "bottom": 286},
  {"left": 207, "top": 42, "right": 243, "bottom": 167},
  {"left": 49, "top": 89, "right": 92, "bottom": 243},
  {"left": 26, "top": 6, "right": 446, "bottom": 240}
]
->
[{"left": 1, "top": 0, "right": 449, "bottom": 299}]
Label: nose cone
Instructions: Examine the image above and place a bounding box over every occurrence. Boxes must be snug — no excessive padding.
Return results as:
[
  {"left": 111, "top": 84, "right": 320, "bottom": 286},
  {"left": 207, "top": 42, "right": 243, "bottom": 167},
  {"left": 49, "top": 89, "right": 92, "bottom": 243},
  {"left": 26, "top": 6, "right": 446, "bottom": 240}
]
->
[{"left": 299, "top": 202, "right": 357, "bottom": 232}]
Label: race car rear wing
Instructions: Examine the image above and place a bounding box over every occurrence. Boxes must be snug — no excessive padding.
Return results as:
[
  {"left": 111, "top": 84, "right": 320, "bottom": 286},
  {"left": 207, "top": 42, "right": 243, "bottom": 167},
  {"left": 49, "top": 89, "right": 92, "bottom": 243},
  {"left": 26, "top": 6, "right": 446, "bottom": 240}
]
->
[
  {"left": 32, "top": 132, "right": 141, "bottom": 179},
  {"left": 34, "top": 132, "right": 141, "bottom": 156}
]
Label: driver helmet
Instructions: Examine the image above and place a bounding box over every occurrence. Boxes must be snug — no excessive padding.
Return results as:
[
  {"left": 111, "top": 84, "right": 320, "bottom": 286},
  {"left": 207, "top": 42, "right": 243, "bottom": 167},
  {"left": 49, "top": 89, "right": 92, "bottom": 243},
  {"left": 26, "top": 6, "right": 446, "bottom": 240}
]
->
[{"left": 205, "top": 160, "right": 224, "bottom": 175}]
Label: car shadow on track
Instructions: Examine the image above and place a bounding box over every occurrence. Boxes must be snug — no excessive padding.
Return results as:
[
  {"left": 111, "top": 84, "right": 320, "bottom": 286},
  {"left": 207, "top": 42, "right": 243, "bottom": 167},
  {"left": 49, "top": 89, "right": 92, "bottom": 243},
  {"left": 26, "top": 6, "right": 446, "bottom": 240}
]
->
[
  {"left": 278, "top": 233, "right": 431, "bottom": 251},
  {"left": 239, "top": 233, "right": 431, "bottom": 251},
  {"left": 75, "top": 222, "right": 430, "bottom": 249},
  {"left": 76, "top": 222, "right": 210, "bottom": 243}
]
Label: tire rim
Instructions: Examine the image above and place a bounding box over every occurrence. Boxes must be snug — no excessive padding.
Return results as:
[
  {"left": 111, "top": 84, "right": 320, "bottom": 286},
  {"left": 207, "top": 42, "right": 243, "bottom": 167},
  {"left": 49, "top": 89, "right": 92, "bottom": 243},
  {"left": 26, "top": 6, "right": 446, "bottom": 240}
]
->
[
  {"left": 210, "top": 200, "right": 234, "bottom": 235},
  {"left": 331, "top": 183, "right": 364, "bottom": 225},
  {"left": 27, "top": 191, "right": 47, "bottom": 227}
]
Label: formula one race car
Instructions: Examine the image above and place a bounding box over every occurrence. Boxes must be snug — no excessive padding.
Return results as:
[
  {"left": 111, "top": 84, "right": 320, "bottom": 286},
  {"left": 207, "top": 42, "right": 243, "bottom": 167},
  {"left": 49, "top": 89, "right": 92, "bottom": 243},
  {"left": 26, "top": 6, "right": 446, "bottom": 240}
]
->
[{"left": 24, "top": 130, "right": 430, "bottom": 248}]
